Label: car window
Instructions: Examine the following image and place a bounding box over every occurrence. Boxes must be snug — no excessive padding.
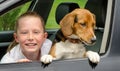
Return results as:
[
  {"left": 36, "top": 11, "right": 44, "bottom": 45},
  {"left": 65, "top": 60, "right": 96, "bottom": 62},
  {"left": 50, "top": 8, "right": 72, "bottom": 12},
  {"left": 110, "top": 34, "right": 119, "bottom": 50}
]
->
[{"left": 0, "top": 0, "right": 112, "bottom": 64}]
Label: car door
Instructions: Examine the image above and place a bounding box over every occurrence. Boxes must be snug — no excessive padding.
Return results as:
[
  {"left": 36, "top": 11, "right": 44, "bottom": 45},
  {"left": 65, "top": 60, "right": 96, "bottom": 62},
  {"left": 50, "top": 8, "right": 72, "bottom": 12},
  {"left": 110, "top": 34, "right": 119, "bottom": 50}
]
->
[{"left": 0, "top": 0, "right": 120, "bottom": 71}]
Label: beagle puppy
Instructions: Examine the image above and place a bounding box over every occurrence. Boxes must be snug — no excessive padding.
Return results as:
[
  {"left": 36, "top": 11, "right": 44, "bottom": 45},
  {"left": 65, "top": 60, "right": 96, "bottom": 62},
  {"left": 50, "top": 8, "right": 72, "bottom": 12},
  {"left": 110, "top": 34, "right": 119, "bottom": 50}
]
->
[{"left": 41, "top": 8, "right": 100, "bottom": 64}]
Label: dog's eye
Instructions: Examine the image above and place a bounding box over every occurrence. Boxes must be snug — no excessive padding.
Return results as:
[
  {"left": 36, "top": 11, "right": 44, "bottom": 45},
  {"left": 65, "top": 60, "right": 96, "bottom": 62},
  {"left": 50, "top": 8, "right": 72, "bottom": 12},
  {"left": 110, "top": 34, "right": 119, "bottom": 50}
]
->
[{"left": 80, "top": 23, "right": 86, "bottom": 27}]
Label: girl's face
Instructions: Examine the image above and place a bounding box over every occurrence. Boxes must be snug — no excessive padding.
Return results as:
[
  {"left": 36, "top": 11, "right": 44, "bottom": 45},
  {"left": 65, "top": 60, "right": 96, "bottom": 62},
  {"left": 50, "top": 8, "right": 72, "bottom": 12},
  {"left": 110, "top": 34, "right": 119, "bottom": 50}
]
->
[{"left": 14, "top": 16, "right": 47, "bottom": 53}]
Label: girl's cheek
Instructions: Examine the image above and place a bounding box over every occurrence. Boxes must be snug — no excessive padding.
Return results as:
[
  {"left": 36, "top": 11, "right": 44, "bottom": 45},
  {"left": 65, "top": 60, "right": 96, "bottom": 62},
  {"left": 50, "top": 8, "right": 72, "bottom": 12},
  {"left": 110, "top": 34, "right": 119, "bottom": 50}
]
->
[
  {"left": 37, "top": 36, "right": 45, "bottom": 42},
  {"left": 18, "top": 36, "right": 28, "bottom": 42}
]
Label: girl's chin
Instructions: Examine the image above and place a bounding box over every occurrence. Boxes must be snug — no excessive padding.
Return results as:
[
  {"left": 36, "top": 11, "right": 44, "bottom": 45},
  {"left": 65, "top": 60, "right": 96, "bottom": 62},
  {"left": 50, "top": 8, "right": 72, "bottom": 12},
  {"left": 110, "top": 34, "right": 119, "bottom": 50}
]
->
[
  {"left": 24, "top": 46, "right": 39, "bottom": 51},
  {"left": 25, "top": 49, "right": 39, "bottom": 53}
]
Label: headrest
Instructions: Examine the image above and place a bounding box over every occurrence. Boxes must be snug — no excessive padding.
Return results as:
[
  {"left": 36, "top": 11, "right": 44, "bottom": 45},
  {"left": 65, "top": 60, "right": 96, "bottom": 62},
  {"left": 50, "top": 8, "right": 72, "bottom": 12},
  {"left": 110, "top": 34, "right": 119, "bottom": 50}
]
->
[
  {"left": 85, "top": 0, "right": 108, "bottom": 28},
  {"left": 0, "top": 31, "right": 14, "bottom": 42},
  {"left": 55, "top": 3, "right": 79, "bottom": 24}
]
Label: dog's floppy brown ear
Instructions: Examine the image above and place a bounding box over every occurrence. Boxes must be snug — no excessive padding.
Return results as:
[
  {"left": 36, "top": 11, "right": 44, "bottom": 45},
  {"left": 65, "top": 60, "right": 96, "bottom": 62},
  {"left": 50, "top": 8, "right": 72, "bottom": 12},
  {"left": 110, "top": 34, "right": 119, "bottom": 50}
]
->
[{"left": 60, "top": 13, "right": 75, "bottom": 37}]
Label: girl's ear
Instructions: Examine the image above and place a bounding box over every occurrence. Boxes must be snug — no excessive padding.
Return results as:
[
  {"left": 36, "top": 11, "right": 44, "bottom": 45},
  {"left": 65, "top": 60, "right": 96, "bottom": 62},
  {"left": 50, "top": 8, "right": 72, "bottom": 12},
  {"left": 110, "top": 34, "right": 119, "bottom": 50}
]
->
[
  {"left": 44, "top": 32, "right": 48, "bottom": 38},
  {"left": 14, "top": 33, "right": 19, "bottom": 43}
]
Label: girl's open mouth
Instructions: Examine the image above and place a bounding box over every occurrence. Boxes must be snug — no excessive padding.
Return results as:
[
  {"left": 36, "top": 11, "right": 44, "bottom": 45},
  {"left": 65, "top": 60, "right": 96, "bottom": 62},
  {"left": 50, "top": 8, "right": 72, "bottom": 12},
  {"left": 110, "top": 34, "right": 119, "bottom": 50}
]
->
[{"left": 25, "top": 43, "right": 37, "bottom": 46}]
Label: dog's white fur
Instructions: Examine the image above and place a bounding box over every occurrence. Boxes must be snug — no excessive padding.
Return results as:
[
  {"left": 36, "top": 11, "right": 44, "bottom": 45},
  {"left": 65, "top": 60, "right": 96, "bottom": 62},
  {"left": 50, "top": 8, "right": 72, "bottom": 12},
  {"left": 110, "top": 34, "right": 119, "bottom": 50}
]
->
[{"left": 41, "top": 38, "right": 100, "bottom": 64}]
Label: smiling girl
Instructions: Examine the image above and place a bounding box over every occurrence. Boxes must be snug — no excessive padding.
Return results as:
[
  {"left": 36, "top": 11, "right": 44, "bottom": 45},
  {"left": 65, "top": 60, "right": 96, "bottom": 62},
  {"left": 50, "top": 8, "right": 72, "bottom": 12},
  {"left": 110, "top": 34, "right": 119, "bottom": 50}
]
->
[{"left": 0, "top": 12, "right": 52, "bottom": 63}]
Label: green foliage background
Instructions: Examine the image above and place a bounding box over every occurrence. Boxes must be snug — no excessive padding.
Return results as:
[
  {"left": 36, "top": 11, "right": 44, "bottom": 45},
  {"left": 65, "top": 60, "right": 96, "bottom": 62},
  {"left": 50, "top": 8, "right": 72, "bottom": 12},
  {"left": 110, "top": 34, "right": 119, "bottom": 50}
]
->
[{"left": 0, "top": 2, "right": 31, "bottom": 31}]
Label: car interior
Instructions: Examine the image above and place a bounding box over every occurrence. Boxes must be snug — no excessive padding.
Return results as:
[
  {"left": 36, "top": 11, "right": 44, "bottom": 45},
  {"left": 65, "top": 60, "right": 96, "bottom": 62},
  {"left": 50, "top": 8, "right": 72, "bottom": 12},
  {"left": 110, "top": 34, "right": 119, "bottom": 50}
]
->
[
  {"left": 85, "top": 0, "right": 107, "bottom": 52},
  {"left": 0, "top": 0, "right": 108, "bottom": 61}
]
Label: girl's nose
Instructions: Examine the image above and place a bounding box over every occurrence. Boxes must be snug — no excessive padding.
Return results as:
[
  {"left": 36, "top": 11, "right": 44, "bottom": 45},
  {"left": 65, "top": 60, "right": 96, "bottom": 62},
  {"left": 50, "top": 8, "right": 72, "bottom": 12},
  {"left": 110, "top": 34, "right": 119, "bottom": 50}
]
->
[{"left": 28, "top": 33, "right": 34, "bottom": 41}]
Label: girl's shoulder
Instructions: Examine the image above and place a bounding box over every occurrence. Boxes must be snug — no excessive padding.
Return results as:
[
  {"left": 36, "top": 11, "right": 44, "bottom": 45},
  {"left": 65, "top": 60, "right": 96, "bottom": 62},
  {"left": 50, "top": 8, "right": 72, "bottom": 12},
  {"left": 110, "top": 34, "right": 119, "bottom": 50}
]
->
[
  {"left": 10, "top": 44, "right": 21, "bottom": 53},
  {"left": 43, "top": 39, "right": 52, "bottom": 45}
]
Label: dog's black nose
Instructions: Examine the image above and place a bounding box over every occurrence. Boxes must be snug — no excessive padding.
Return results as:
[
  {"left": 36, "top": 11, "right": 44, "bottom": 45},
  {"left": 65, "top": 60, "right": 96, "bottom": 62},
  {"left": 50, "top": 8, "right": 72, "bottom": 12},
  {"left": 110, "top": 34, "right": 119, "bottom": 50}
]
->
[{"left": 91, "top": 37, "right": 96, "bottom": 43}]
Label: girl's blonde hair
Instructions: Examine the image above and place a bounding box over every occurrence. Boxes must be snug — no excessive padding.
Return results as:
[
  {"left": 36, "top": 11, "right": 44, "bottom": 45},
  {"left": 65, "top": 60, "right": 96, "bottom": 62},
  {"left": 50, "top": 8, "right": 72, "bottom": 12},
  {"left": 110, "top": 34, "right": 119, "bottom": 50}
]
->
[{"left": 7, "top": 11, "right": 45, "bottom": 52}]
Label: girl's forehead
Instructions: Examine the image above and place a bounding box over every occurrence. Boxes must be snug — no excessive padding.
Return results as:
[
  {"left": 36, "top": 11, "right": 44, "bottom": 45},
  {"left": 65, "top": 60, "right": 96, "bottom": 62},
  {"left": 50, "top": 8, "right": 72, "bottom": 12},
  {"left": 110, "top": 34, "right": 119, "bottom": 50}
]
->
[
  {"left": 18, "top": 16, "right": 43, "bottom": 29},
  {"left": 19, "top": 16, "right": 41, "bottom": 22},
  {"left": 18, "top": 16, "right": 41, "bottom": 25}
]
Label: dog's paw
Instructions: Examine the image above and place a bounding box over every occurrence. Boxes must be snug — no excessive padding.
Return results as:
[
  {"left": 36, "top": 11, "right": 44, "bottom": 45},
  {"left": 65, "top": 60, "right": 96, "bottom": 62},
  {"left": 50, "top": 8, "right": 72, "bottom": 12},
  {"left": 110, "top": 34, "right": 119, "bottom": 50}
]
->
[
  {"left": 86, "top": 51, "right": 100, "bottom": 63},
  {"left": 40, "top": 55, "right": 53, "bottom": 64}
]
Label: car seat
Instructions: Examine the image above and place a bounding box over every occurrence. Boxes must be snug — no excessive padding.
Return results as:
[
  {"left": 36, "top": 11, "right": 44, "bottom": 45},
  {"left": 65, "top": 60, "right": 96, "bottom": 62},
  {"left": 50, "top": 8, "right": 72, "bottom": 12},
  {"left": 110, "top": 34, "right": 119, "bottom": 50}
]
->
[
  {"left": 0, "top": 31, "right": 14, "bottom": 59},
  {"left": 49, "top": 2, "right": 79, "bottom": 41}
]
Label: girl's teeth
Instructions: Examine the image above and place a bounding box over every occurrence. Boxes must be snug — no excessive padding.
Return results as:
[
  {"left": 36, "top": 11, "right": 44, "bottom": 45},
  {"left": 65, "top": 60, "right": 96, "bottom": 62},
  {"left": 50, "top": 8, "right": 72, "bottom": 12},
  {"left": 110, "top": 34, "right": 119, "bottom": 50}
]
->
[{"left": 26, "top": 44, "right": 35, "bottom": 46}]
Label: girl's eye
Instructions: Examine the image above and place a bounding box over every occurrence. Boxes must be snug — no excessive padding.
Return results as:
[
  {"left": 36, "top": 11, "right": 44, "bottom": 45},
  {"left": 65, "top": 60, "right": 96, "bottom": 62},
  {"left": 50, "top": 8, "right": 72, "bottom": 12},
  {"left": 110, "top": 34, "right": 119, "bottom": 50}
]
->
[
  {"left": 34, "top": 31, "right": 40, "bottom": 34},
  {"left": 21, "top": 32, "right": 27, "bottom": 34}
]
